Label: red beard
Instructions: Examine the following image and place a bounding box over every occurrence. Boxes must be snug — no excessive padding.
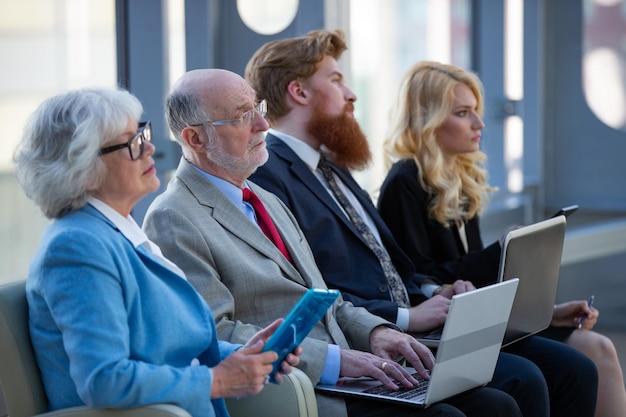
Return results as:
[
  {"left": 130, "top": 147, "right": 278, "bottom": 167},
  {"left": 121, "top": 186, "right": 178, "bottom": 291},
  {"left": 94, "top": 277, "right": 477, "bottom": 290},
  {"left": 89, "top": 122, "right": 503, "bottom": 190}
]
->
[{"left": 306, "top": 96, "right": 372, "bottom": 171}]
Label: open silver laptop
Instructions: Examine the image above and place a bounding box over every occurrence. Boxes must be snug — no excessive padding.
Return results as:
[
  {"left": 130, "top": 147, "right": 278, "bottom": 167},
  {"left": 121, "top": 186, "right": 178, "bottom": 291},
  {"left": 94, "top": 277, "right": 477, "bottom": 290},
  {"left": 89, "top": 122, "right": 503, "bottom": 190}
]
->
[
  {"left": 414, "top": 215, "right": 566, "bottom": 348},
  {"left": 316, "top": 279, "right": 519, "bottom": 408},
  {"left": 498, "top": 215, "right": 566, "bottom": 347}
]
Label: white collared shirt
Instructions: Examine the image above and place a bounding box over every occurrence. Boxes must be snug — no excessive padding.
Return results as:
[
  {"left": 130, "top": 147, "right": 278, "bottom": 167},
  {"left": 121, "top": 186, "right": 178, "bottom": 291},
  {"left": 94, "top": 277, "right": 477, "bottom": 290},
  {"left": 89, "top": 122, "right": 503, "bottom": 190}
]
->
[
  {"left": 88, "top": 197, "right": 187, "bottom": 279},
  {"left": 268, "top": 129, "right": 386, "bottom": 247}
]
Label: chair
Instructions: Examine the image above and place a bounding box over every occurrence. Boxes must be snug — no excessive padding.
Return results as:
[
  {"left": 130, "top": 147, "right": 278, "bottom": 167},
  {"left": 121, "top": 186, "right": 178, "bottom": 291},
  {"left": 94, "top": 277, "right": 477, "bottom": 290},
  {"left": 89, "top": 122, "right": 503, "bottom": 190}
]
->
[
  {"left": 0, "top": 280, "right": 318, "bottom": 417},
  {"left": 224, "top": 366, "right": 317, "bottom": 417}
]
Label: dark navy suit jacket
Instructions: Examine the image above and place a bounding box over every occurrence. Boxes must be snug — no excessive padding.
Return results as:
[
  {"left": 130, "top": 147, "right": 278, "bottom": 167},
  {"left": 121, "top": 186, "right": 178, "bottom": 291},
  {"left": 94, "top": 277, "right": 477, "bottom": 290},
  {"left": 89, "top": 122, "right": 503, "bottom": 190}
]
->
[{"left": 251, "top": 134, "right": 431, "bottom": 324}]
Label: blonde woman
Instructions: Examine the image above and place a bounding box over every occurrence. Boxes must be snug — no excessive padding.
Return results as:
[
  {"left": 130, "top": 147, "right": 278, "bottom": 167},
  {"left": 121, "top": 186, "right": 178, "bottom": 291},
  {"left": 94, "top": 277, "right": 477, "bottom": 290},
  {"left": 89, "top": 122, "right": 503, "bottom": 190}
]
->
[{"left": 379, "top": 60, "right": 625, "bottom": 417}]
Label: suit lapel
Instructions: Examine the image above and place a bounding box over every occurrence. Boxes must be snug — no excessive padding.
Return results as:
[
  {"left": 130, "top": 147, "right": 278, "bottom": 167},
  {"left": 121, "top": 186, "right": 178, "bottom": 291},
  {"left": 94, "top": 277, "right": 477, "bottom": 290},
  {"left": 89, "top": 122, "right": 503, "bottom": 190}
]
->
[
  {"left": 266, "top": 136, "right": 364, "bottom": 238},
  {"left": 133, "top": 243, "right": 188, "bottom": 282},
  {"left": 84, "top": 205, "right": 186, "bottom": 282},
  {"left": 175, "top": 158, "right": 305, "bottom": 285}
]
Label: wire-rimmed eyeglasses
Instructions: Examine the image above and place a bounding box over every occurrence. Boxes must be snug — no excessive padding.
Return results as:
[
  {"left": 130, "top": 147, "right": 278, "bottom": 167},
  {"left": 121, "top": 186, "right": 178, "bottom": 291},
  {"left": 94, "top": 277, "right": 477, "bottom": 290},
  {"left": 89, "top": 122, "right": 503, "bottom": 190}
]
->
[
  {"left": 99, "top": 121, "right": 152, "bottom": 161},
  {"left": 191, "top": 99, "right": 267, "bottom": 128}
]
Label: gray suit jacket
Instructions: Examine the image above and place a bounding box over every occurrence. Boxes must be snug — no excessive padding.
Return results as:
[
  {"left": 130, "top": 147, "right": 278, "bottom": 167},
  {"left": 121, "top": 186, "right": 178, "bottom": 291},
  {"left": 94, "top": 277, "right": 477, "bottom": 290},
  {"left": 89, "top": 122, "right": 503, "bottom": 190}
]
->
[{"left": 144, "top": 158, "right": 392, "bottom": 417}]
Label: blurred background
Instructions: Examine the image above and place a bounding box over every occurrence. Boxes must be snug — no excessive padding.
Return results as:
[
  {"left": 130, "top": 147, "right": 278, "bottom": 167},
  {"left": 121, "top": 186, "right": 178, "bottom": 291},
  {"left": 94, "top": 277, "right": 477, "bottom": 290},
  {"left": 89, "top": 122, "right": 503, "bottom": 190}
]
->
[{"left": 0, "top": 0, "right": 625, "bottom": 410}]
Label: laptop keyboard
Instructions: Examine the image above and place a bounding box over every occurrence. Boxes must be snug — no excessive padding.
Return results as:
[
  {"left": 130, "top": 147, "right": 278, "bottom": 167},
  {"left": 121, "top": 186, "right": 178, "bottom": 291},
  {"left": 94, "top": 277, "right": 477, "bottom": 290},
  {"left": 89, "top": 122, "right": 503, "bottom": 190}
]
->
[{"left": 363, "top": 373, "right": 429, "bottom": 399}]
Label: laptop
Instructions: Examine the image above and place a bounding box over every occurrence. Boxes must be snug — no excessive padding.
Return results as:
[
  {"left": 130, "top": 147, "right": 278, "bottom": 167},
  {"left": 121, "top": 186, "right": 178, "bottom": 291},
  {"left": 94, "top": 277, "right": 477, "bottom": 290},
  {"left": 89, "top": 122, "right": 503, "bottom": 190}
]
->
[
  {"left": 498, "top": 215, "right": 566, "bottom": 347},
  {"left": 414, "top": 215, "right": 567, "bottom": 348},
  {"left": 316, "top": 279, "right": 519, "bottom": 408}
]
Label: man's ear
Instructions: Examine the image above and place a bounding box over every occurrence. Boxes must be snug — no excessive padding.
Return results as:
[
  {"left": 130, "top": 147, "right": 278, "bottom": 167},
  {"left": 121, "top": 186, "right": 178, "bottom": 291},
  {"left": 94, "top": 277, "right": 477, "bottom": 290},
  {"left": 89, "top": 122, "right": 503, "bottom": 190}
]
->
[
  {"left": 286, "top": 79, "right": 309, "bottom": 105},
  {"left": 181, "top": 126, "right": 206, "bottom": 152}
]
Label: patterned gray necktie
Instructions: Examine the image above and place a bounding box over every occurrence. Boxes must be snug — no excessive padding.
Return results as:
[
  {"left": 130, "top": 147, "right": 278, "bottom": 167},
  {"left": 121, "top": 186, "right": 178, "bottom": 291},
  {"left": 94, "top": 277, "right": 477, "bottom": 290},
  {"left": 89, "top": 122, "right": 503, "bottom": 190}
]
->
[{"left": 317, "top": 154, "right": 410, "bottom": 307}]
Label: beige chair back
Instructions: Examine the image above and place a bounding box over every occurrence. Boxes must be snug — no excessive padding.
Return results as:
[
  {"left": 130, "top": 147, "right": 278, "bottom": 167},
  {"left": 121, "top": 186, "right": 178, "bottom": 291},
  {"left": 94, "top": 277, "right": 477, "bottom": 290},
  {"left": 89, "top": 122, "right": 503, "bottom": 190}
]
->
[{"left": 0, "top": 280, "right": 48, "bottom": 417}]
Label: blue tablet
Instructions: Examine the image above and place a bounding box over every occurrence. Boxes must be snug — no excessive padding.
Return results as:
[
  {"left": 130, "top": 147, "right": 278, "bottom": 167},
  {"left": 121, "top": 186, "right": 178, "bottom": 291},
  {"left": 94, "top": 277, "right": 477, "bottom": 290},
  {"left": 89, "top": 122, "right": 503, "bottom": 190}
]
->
[{"left": 263, "top": 288, "right": 340, "bottom": 383}]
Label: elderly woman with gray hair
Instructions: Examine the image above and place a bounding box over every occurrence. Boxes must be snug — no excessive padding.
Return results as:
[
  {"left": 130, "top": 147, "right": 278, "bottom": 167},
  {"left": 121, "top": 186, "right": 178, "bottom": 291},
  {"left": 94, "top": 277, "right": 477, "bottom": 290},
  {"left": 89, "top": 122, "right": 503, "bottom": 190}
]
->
[{"left": 13, "top": 87, "right": 299, "bottom": 417}]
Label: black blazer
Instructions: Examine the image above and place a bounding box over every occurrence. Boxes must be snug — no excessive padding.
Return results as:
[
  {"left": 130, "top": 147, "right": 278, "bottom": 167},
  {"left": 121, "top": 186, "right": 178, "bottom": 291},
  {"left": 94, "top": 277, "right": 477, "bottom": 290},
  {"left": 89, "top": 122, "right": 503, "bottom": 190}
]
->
[
  {"left": 378, "top": 159, "right": 501, "bottom": 287},
  {"left": 251, "top": 135, "right": 429, "bottom": 323}
]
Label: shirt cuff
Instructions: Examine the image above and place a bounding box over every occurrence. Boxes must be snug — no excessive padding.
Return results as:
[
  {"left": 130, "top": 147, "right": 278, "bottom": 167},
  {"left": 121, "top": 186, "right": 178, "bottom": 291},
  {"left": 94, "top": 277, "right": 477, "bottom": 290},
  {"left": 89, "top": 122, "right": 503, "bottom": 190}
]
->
[
  {"left": 421, "top": 283, "right": 440, "bottom": 298},
  {"left": 320, "top": 344, "right": 341, "bottom": 384},
  {"left": 396, "top": 307, "right": 410, "bottom": 331}
]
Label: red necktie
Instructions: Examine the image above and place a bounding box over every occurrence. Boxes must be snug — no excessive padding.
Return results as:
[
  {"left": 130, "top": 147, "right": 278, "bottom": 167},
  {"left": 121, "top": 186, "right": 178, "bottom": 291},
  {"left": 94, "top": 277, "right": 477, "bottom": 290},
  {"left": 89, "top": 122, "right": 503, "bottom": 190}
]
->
[{"left": 242, "top": 188, "right": 292, "bottom": 263}]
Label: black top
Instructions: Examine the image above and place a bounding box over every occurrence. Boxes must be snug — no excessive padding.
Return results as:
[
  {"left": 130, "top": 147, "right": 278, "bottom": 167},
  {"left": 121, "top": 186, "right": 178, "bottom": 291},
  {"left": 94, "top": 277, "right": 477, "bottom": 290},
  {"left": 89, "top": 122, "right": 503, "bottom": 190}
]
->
[{"left": 378, "top": 159, "right": 501, "bottom": 287}]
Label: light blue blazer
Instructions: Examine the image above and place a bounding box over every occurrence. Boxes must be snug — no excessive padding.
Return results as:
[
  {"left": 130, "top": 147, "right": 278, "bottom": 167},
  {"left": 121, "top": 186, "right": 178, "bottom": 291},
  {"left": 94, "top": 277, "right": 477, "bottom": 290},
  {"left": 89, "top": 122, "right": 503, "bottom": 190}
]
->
[{"left": 26, "top": 204, "right": 239, "bottom": 417}]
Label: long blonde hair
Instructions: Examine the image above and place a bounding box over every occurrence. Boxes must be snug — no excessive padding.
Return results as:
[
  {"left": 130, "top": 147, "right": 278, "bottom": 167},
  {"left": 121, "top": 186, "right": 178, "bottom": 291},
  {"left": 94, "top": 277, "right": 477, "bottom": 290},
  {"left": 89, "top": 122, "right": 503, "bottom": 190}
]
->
[{"left": 384, "top": 61, "right": 496, "bottom": 226}]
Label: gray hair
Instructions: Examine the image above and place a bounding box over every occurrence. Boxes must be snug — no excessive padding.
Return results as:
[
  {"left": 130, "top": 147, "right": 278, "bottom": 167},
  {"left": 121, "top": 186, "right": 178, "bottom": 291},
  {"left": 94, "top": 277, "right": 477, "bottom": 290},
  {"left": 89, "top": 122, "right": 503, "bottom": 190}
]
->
[
  {"left": 165, "top": 90, "right": 216, "bottom": 155},
  {"left": 13, "top": 87, "right": 143, "bottom": 219}
]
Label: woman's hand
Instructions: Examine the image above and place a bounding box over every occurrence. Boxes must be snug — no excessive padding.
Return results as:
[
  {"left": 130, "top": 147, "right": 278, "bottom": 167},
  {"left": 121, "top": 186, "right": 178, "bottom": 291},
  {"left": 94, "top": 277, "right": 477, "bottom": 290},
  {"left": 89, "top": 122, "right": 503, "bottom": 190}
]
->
[
  {"left": 210, "top": 319, "right": 302, "bottom": 398},
  {"left": 210, "top": 337, "right": 276, "bottom": 399},
  {"left": 551, "top": 300, "right": 598, "bottom": 329},
  {"left": 247, "top": 318, "right": 302, "bottom": 382}
]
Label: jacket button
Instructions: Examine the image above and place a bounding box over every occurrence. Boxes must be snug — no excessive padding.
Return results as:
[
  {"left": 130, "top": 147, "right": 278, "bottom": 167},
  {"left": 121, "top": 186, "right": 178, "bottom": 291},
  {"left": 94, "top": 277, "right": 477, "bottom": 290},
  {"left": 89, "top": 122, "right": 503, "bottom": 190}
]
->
[{"left": 378, "top": 284, "right": 388, "bottom": 293}]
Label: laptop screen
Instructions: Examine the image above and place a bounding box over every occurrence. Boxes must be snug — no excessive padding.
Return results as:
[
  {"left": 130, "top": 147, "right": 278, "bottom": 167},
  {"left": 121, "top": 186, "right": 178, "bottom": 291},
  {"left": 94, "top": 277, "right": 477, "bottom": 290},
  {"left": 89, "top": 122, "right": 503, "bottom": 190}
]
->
[{"left": 498, "top": 216, "right": 566, "bottom": 346}]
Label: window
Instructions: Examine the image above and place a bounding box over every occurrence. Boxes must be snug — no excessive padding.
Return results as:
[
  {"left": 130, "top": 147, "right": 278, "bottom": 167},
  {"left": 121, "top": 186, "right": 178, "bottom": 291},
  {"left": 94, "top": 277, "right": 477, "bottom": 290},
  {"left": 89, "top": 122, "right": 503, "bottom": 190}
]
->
[
  {"left": 0, "top": 0, "right": 116, "bottom": 284},
  {"left": 237, "top": 0, "right": 299, "bottom": 35},
  {"left": 583, "top": 0, "right": 626, "bottom": 131},
  {"left": 349, "top": 0, "right": 471, "bottom": 192}
]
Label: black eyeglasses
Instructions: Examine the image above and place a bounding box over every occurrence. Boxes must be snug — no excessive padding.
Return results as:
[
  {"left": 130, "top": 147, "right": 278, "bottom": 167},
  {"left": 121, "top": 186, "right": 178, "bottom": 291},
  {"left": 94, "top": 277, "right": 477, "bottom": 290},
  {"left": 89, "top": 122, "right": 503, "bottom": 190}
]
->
[
  {"left": 99, "top": 122, "right": 152, "bottom": 160},
  {"left": 190, "top": 99, "right": 267, "bottom": 128}
]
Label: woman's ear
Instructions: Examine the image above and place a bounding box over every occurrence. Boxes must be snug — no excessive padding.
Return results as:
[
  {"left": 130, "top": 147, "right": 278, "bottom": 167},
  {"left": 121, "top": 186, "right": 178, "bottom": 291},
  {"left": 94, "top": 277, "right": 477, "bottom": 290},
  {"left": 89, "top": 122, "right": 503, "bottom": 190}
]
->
[
  {"left": 286, "top": 80, "right": 309, "bottom": 105},
  {"left": 85, "top": 176, "right": 98, "bottom": 192}
]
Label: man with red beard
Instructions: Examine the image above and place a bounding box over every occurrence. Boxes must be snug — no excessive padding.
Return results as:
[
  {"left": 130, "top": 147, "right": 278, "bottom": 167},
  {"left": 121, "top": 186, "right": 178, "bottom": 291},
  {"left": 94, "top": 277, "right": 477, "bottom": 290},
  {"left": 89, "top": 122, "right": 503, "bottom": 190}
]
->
[
  {"left": 246, "top": 29, "right": 564, "bottom": 417},
  {"left": 247, "top": 29, "right": 472, "bottom": 335}
]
